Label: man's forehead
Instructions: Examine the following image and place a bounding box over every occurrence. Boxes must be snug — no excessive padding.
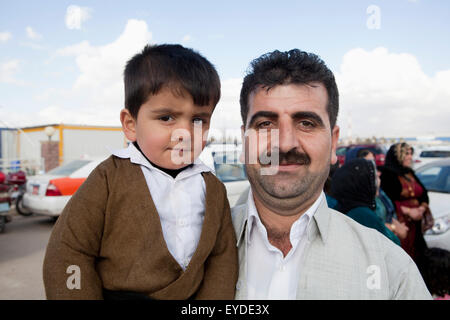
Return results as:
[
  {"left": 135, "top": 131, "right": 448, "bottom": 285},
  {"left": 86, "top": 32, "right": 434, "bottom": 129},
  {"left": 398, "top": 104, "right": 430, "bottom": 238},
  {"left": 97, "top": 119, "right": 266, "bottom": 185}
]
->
[{"left": 248, "top": 83, "right": 328, "bottom": 113}]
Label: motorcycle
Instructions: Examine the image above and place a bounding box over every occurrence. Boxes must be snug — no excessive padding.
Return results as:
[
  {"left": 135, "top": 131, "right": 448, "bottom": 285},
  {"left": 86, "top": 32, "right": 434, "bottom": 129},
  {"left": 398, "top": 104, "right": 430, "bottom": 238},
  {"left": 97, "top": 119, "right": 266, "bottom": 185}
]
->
[
  {"left": 0, "top": 171, "right": 12, "bottom": 233},
  {"left": 6, "top": 170, "right": 32, "bottom": 217}
]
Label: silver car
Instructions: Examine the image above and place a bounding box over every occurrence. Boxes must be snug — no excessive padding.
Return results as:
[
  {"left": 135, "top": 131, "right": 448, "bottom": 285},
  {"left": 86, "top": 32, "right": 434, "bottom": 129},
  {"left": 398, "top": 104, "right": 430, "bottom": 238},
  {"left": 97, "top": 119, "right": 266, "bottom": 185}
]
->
[{"left": 415, "top": 158, "right": 450, "bottom": 251}]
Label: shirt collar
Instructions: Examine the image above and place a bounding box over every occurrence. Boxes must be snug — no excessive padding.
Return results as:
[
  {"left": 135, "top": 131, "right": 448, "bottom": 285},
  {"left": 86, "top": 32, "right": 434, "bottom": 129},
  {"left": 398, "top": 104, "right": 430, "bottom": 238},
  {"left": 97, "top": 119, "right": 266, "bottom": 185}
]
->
[
  {"left": 246, "top": 189, "right": 324, "bottom": 245},
  {"left": 111, "top": 143, "right": 212, "bottom": 180}
]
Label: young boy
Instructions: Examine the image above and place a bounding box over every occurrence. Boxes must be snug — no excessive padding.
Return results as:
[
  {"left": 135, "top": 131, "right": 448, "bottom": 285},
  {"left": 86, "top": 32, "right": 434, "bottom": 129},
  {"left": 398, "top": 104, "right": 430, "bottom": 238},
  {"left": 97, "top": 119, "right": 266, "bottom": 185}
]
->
[{"left": 43, "top": 44, "right": 238, "bottom": 300}]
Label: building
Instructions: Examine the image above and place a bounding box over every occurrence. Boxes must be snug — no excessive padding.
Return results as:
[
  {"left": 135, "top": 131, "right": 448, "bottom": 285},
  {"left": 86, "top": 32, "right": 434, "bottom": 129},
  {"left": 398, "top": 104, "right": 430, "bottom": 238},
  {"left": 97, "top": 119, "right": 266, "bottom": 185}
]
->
[{"left": 0, "top": 124, "right": 127, "bottom": 174}]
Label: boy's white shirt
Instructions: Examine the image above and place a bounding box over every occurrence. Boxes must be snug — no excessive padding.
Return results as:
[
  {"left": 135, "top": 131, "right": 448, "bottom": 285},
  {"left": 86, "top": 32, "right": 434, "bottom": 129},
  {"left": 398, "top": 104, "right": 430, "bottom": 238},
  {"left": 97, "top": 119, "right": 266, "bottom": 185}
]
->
[{"left": 112, "top": 143, "right": 213, "bottom": 270}]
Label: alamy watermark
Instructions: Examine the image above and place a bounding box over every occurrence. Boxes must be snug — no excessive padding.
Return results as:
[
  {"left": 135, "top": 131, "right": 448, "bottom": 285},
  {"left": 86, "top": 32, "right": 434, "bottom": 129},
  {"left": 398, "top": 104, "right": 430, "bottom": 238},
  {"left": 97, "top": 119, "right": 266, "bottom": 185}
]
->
[{"left": 367, "top": 5, "right": 381, "bottom": 30}]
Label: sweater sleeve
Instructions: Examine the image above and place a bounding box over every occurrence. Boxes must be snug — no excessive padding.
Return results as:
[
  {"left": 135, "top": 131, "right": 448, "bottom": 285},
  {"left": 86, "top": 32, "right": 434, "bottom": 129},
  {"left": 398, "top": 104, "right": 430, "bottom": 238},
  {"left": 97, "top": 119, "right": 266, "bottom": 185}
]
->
[
  {"left": 43, "top": 161, "right": 110, "bottom": 299},
  {"left": 194, "top": 183, "right": 238, "bottom": 299}
]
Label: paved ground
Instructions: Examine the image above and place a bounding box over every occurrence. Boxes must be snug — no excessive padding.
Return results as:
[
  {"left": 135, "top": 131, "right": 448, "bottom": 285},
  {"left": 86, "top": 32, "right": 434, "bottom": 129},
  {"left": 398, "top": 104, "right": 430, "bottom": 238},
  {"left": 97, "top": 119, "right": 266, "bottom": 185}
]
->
[{"left": 0, "top": 211, "right": 55, "bottom": 299}]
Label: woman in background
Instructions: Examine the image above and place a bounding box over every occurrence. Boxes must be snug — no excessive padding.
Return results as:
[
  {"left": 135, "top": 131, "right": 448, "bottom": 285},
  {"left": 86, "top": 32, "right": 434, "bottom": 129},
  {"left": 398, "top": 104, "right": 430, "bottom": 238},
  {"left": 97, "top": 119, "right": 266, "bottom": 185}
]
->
[
  {"left": 331, "top": 158, "right": 402, "bottom": 245},
  {"left": 380, "top": 142, "right": 434, "bottom": 266}
]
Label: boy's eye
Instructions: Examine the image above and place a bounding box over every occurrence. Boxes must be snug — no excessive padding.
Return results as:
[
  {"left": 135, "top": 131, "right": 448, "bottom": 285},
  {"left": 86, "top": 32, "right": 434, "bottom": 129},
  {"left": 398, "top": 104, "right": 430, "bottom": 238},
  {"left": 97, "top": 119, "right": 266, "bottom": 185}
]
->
[
  {"left": 193, "top": 118, "right": 205, "bottom": 125},
  {"left": 159, "top": 115, "right": 173, "bottom": 122}
]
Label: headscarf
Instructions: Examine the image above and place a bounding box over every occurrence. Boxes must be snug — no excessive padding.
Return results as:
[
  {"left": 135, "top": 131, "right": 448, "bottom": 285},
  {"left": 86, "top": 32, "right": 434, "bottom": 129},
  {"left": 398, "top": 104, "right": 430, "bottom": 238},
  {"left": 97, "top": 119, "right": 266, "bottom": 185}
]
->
[
  {"left": 384, "top": 142, "right": 414, "bottom": 176},
  {"left": 330, "top": 158, "right": 377, "bottom": 214}
]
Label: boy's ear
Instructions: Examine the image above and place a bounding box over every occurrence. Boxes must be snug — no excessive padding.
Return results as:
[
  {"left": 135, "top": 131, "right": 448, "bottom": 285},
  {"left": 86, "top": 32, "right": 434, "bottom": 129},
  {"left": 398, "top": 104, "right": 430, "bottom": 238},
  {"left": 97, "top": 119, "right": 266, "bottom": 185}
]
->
[{"left": 120, "top": 108, "right": 137, "bottom": 142}]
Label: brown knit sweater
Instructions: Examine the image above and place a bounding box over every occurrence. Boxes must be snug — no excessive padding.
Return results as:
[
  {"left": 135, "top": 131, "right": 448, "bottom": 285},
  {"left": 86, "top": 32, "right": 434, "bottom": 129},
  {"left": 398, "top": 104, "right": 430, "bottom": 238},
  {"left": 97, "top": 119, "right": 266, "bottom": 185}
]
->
[{"left": 43, "top": 156, "right": 238, "bottom": 299}]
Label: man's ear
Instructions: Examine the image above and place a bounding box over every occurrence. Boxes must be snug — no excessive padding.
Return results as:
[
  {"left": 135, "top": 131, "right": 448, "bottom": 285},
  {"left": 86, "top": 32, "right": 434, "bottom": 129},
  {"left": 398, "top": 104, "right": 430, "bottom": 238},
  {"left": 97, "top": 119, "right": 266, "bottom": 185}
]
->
[
  {"left": 330, "top": 125, "right": 340, "bottom": 165},
  {"left": 120, "top": 109, "right": 137, "bottom": 142}
]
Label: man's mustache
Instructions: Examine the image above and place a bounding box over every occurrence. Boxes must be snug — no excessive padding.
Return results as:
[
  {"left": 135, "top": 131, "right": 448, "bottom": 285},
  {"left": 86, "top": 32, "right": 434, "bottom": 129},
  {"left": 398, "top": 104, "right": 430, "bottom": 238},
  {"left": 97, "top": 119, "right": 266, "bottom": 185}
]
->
[{"left": 265, "top": 149, "right": 311, "bottom": 166}]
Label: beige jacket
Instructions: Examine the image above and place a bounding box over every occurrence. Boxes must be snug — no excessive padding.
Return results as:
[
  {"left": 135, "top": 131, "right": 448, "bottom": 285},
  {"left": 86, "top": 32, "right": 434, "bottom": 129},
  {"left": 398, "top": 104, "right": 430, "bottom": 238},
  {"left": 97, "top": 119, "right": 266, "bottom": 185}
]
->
[{"left": 231, "top": 196, "right": 432, "bottom": 299}]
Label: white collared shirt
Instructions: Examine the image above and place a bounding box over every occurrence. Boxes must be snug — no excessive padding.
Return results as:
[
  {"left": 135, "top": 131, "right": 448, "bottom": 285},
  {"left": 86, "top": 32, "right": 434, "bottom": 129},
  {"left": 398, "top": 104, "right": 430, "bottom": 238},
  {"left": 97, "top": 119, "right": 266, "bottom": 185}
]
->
[
  {"left": 112, "top": 143, "right": 212, "bottom": 270},
  {"left": 246, "top": 189, "right": 324, "bottom": 299}
]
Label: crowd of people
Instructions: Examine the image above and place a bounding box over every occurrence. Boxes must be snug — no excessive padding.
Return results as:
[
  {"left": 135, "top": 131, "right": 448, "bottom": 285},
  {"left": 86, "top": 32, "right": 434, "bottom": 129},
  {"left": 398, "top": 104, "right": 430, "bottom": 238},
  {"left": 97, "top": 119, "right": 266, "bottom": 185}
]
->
[{"left": 325, "top": 143, "right": 450, "bottom": 299}]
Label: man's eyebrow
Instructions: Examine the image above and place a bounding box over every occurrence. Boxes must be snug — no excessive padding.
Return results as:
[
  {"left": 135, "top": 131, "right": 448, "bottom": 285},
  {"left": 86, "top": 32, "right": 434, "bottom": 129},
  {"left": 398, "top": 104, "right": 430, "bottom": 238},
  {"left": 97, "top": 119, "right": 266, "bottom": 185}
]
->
[
  {"left": 292, "top": 111, "right": 325, "bottom": 127},
  {"left": 247, "top": 110, "right": 325, "bottom": 128},
  {"left": 247, "top": 111, "right": 278, "bottom": 127}
]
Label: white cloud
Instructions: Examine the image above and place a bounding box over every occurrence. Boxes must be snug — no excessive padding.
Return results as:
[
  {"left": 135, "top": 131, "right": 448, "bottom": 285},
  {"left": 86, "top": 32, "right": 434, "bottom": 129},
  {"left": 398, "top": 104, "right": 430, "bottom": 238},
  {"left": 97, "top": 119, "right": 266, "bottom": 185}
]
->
[
  {"left": 65, "top": 5, "right": 92, "bottom": 30},
  {"left": 23, "top": 19, "right": 152, "bottom": 127},
  {"left": 26, "top": 26, "right": 42, "bottom": 40},
  {"left": 181, "top": 34, "right": 192, "bottom": 43},
  {"left": 0, "top": 59, "right": 23, "bottom": 85},
  {"left": 209, "top": 78, "right": 243, "bottom": 139},
  {"left": 0, "top": 31, "right": 12, "bottom": 42},
  {"left": 335, "top": 47, "right": 450, "bottom": 138}
]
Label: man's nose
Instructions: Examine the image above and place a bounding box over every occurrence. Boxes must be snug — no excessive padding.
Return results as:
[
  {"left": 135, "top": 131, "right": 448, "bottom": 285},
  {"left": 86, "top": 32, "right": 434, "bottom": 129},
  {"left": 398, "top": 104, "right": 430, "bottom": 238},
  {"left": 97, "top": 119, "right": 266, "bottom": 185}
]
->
[{"left": 277, "top": 120, "right": 299, "bottom": 153}]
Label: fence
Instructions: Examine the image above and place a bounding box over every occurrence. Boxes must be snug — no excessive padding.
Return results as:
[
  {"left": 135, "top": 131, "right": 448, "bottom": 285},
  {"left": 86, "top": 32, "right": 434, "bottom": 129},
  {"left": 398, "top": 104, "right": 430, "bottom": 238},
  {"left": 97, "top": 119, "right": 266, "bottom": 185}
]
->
[{"left": 0, "top": 158, "right": 44, "bottom": 176}]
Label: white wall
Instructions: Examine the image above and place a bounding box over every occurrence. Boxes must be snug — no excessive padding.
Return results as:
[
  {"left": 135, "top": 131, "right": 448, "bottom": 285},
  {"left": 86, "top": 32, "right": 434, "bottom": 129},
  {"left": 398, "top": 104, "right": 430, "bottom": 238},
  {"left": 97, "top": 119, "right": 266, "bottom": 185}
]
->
[{"left": 62, "top": 128, "right": 126, "bottom": 163}]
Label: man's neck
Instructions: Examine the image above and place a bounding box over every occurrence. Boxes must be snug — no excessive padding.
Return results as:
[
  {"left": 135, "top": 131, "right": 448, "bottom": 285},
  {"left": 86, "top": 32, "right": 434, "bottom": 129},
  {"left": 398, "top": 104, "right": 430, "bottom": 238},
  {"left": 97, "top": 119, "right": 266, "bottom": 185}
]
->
[{"left": 252, "top": 191, "right": 321, "bottom": 257}]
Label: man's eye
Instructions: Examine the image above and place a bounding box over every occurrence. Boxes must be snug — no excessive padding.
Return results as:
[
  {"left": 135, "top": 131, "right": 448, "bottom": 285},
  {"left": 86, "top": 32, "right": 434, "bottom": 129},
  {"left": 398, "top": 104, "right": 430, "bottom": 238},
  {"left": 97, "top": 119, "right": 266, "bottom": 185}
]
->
[
  {"left": 298, "top": 120, "right": 315, "bottom": 128},
  {"left": 257, "top": 121, "right": 273, "bottom": 128}
]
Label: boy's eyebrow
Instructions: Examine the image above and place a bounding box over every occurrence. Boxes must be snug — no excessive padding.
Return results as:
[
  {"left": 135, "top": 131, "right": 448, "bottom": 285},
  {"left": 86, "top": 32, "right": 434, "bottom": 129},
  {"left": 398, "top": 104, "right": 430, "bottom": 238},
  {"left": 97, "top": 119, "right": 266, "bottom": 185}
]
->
[
  {"left": 151, "top": 108, "right": 183, "bottom": 116},
  {"left": 192, "top": 111, "right": 213, "bottom": 118}
]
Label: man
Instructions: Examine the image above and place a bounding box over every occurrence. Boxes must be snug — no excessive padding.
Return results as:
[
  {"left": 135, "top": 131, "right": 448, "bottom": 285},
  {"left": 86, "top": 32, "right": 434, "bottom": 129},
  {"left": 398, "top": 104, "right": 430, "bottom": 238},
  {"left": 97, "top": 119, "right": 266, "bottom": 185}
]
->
[{"left": 232, "top": 49, "right": 431, "bottom": 299}]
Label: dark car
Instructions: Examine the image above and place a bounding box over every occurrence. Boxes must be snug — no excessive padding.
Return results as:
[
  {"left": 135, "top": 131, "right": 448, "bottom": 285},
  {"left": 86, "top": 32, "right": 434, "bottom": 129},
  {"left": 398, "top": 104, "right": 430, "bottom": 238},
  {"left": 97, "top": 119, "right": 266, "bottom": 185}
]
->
[{"left": 338, "top": 144, "right": 387, "bottom": 167}]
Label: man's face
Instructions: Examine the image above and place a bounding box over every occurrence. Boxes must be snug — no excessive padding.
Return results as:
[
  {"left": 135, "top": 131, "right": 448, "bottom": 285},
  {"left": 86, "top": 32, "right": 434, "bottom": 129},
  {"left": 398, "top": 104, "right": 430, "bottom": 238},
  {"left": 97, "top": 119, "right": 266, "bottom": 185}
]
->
[
  {"left": 242, "top": 83, "right": 339, "bottom": 215},
  {"left": 121, "top": 87, "right": 214, "bottom": 169}
]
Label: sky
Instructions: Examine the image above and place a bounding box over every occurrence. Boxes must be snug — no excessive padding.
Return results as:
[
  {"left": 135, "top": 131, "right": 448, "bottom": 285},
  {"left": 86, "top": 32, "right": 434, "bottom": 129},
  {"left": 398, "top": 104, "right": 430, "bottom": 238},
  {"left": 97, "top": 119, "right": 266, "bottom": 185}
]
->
[{"left": 1, "top": 0, "right": 450, "bottom": 140}]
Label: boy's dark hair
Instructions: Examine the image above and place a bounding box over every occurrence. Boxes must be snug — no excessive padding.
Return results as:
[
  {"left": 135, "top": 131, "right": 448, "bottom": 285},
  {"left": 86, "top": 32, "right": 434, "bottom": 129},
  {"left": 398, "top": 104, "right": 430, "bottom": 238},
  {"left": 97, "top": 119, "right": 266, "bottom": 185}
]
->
[
  {"left": 240, "top": 49, "right": 339, "bottom": 129},
  {"left": 124, "top": 44, "right": 221, "bottom": 118}
]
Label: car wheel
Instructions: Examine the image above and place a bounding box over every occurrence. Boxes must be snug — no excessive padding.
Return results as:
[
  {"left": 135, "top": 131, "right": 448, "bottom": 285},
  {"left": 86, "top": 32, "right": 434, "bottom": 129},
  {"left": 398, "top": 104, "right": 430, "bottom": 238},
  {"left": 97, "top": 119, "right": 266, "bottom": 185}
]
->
[
  {"left": 15, "top": 194, "right": 33, "bottom": 217},
  {"left": 0, "top": 216, "right": 5, "bottom": 233}
]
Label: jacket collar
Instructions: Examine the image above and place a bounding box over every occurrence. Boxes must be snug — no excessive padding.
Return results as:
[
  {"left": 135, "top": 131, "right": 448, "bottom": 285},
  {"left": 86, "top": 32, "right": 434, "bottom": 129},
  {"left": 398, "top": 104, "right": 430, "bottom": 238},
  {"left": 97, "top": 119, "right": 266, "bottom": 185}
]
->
[{"left": 233, "top": 191, "right": 330, "bottom": 247}]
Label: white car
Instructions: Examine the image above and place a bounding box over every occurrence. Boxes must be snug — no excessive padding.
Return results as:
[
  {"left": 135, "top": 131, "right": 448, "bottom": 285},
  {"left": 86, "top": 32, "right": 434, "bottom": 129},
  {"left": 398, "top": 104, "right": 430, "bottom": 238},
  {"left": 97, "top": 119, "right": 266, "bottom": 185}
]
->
[
  {"left": 415, "top": 158, "right": 450, "bottom": 251},
  {"left": 23, "top": 146, "right": 249, "bottom": 217},
  {"left": 413, "top": 146, "right": 450, "bottom": 169},
  {"left": 200, "top": 145, "right": 249, "bottom": 207},
  {"left": 22, "top": 158, "right": 107, "bottom": 216}
]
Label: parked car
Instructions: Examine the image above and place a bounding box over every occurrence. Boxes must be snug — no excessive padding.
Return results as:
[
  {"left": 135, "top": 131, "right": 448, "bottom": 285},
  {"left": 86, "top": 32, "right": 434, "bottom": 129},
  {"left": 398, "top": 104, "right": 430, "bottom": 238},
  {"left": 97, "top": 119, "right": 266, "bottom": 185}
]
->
[
  {"left": 413, "top": 145, "right": 450, "bottom": 169},
  {"left": 345, "top": 144, "right": 386, "bottom": 167},
  {"left": 22, "top": 145, "right": 249, "bottom": 217},
  {"left": 336, "top": 146, "right": 348, "bottom": 167},
  {"left": 22, "top": 158, "right": 107, "bottom": 217},
  {"left": 337, "top": 144, "right": 386, "bottom": 167},
  {"left": 415, "top": 158, "right": 450, "bottom": 251},
  {"left": 199, "top": 143, "right": 249, "bottom": 207}
]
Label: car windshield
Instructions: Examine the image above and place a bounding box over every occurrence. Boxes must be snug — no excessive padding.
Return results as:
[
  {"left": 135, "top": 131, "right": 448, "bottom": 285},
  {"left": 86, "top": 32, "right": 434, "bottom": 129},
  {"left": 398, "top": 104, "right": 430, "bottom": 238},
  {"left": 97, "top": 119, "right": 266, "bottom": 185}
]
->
[
  {"left": 420, "top": 150, "right": 450, "bottom": 158},
  {"left": 46, "top": 160, "right": 91, "bottom": 176},
  {"left": 416, "top": 165, "right": 450, "bottom": 193},
  {"left": 213, "top": 152, "right": 247, "bottom": 182},
  {"left": 336, "top": 147, "right": 347, "bottom": 156}
]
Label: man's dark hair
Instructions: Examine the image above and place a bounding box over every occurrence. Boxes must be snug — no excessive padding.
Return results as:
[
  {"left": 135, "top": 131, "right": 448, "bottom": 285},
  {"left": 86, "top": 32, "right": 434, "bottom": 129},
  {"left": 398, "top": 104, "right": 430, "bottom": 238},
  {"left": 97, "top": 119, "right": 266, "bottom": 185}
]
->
[
  {"left": 240, "top": 49, "right": 339, "bottom": 128},
  {"left": 124, "top": 44, "right": 221, "bottom": 118}
]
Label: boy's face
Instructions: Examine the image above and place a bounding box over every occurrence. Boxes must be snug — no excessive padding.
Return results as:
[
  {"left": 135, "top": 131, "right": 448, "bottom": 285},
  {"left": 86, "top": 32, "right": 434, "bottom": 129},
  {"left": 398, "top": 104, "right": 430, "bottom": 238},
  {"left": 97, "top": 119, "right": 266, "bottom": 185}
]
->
[{"left": 121, "top": 87, "right": 215, "bottom": 170}]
